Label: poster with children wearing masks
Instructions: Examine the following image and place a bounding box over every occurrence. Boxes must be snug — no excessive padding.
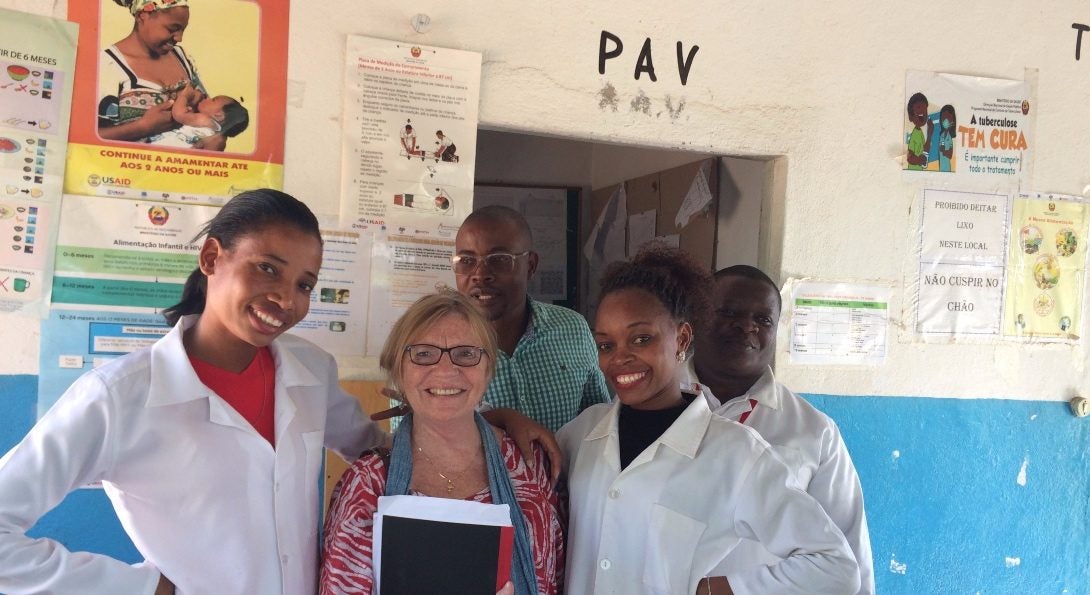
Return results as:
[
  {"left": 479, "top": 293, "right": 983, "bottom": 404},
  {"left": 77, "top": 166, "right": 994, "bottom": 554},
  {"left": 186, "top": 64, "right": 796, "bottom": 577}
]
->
[{"left": 903, "top": 70, "right": 1032, "bottom": 189}]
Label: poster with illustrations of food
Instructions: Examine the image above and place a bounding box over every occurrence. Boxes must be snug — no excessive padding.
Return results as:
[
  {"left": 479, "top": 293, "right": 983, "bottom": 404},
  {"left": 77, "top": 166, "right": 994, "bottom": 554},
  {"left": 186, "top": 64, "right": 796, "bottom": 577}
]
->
[
  {"left": 64, "top": 0, "right": 289, "bottom": 204},
  {"left": 0, "top": 8, "right": 77, "bottom": 315},
  {"left": 1003, "top": 192, "right": 1088, "bottom": 340}
]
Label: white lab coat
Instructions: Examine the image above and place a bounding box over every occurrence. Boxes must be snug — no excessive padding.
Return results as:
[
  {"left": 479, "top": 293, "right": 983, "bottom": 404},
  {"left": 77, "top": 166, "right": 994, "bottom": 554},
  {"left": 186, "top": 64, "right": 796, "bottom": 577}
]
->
[
  {"left": 557, "top": 392, "right": 860, "bottom": 595},
  {"left": 0, "top": 315, "right": 382, "bottom": 595},
  {"left": 683, "top": 364, "right": 875, "bottom": 595}
]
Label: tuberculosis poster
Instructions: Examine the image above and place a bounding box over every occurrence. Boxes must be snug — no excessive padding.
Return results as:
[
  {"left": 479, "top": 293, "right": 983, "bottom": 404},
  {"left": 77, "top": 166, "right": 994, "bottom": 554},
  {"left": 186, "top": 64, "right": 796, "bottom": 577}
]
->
[{"left": 903, "top": 70, "right": 1032, "bottom": 188}]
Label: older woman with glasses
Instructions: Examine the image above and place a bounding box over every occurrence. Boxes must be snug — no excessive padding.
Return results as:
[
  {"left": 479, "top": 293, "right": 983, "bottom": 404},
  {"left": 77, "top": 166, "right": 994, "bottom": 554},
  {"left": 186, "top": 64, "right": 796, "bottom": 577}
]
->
[{"left": 320, "top": 291, "right": 564, "bottom": 595}]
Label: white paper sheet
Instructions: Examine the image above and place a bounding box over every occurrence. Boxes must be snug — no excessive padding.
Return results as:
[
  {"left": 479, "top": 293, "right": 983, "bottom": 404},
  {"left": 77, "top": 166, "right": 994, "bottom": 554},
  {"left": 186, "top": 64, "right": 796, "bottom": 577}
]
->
[{"left": 789, "top": 281, "right": 891, "bottom": 365}]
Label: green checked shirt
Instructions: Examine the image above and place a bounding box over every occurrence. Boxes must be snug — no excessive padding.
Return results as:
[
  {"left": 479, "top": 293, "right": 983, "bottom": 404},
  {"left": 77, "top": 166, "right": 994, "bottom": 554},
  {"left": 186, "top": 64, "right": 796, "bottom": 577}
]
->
[{"left": 483, "top": 300, "right": 611, "bottom": 432}]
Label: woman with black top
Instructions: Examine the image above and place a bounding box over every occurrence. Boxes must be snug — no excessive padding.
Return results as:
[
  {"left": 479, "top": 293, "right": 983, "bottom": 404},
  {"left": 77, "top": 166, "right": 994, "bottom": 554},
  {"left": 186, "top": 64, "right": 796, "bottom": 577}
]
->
[{"left": 557, "top": 244, "right": 860, "bottom": 595}]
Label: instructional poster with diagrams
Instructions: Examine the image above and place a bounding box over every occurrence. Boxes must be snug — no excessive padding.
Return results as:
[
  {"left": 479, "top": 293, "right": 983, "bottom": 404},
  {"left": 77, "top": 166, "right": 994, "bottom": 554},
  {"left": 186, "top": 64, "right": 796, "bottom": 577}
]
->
[
  {"left": 1003, "top": 192, "right": 1088, "bottom": 341},
  {"left": 339, "top": 35, "right": 481, "bottom": 355},
  {"left": 39, "top": 194, "right": 218, "bottom": 414},
  {"left": 64, "top": 0, "right": 290, "bottom": 203},
  {"left": 902, "top": 70, "right": 1032, "bottom": 187},
  {"left": 788, "top": 281, "right": 891, "bottom": 365},
  {"left": 0, "top": 9, "right": 77, "bottom": 314},
  {"left": 914, "top": 188, "right": 1010, "bottom": 337}
]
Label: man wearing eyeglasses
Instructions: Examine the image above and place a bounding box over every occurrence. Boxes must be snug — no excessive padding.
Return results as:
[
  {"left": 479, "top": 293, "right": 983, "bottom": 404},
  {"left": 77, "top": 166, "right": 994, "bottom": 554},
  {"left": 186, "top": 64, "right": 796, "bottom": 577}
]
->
[{"left": 453, "top": 206, "right": 611, "bottom": 432}]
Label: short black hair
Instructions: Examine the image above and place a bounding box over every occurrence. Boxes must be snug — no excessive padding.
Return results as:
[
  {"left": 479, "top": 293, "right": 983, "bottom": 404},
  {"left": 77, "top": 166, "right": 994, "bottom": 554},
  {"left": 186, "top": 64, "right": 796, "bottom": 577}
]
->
[
  {"left": 907, "top": 92, "right": 928, "bottom": 117},
  {"left": 462, "top": 205, "right": 533, "bottom": 246},
  {"left": 714, "top": 264, "right": 781, "bottom": 310}
]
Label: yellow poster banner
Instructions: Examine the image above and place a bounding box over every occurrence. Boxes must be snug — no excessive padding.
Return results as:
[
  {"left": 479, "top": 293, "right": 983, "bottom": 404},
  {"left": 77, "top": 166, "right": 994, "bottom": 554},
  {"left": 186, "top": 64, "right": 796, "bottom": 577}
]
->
[{"left": 1003, "top": 192, "right": 1088, "bottom": 340}]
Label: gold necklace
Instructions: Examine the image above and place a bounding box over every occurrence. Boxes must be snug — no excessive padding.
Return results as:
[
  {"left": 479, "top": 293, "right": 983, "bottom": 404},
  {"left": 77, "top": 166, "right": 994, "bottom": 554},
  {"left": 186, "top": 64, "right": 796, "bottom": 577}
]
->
[{"left": 414, "top": 444, "right": 478, "bottom": 496}]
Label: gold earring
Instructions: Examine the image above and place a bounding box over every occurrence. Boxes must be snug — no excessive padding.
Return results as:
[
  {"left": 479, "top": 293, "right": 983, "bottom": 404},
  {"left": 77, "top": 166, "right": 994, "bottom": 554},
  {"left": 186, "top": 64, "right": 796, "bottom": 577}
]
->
[{"left": 676, "top": 352, "right": 687, "bottom": 363}]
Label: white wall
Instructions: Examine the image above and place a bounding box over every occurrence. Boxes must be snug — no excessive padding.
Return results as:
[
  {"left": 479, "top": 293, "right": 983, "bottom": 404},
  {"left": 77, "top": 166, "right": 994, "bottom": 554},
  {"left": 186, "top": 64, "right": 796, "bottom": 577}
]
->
[{"left": 4, "top": 0, "right": 1088, "bottom": 402}]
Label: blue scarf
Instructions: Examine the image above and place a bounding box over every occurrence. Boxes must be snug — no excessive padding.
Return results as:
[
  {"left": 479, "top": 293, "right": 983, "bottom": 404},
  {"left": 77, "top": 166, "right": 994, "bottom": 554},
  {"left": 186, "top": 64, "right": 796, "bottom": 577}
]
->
[{"left": 385, "top": 412, "right": 539, "bottom": 595}]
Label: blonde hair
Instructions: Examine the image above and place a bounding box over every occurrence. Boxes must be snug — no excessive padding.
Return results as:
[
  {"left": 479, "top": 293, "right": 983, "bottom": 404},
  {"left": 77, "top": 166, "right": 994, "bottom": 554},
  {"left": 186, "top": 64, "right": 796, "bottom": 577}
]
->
[{"left": 379, "top": 290, "right": 498, "bottom": 396}]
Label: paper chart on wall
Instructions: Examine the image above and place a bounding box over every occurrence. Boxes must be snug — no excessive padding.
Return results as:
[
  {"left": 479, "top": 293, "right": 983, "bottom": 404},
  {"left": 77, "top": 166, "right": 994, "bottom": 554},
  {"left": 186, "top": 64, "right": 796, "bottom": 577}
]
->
[
  {"left": 0, "top": 9, "right": 77, "bottom": 315},
  {"left": 339, "top": 35, "right": 481, "bottom": 356},
  {"left": 474, "top": 186, "right": 569, "bottom": 302},
  {"left": 64, "top": 0, "right": 290, "bottom": 203},
  {"left": 627, "top": 210, "right": 656, "bottom": 258},
  {"left": 289, "top": 226, "right": 372, "bottom": 358},
  {"left": 674, "top": 161, "right": 713, "bottom": 228},
  {"left": 789, "top": 281, "right": 891, "bottom": 365},
  {"left": 1002, "top": 192, "right": 1088, "bottom": 341}
]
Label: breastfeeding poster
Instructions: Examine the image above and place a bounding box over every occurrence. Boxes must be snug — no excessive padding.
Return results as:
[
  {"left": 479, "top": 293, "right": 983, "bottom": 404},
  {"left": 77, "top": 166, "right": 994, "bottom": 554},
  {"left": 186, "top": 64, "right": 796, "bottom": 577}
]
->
[
  {"left": 339, "top": 35, "right": 481, "bottom": 356},
  {"left": 1002, "top": 192, "right": 1088, "bottom": 341},
  {"left": 902, "top": 70, "right": 1032, "bottom": 188},
  {"left": 0, "top": 9, "right": 77, "bottom": 315},
  {"left": 64, "top": 0, "right": 289, "bottom": 203}
]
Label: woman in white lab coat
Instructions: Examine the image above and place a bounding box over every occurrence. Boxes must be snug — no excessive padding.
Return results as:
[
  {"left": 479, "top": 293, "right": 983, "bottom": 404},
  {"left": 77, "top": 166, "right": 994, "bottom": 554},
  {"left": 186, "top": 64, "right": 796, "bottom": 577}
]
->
[
  {"left": 0, "top": 190, "right": 381, "bottom": 594},
  {"left": 558, "top": 244, "right": 861, "bottom": 595}
]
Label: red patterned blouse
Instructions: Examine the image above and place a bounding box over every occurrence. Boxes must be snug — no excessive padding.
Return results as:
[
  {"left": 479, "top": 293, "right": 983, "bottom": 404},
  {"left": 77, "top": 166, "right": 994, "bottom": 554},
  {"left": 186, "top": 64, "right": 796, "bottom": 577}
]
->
[{"left": 320, "top": 435, "right": 564, "bottom": 594}]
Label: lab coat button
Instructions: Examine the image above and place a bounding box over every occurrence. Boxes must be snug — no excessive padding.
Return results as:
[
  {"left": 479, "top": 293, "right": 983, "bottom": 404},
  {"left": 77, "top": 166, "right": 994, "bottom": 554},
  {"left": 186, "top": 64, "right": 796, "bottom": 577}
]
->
[
  {"left": 281, "top": 554, "right": 289, "bottom": 565},
  {"left": 599, "top": 559, "right": 611, "bottom": 570},
  {"left": 608, "top": 488, "right": 620, "bottom": 499}
]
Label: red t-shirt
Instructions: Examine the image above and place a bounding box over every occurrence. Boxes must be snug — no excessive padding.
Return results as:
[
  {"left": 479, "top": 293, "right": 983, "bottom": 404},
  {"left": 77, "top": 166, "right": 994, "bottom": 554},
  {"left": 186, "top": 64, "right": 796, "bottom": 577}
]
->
[{"left": 189, "top": 347, "right": 276, "bottom": 446}]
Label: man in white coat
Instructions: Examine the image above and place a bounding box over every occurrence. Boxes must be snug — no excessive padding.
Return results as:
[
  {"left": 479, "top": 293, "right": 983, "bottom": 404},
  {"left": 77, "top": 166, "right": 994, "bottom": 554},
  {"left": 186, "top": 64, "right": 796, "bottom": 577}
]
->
[{"left": 686, "top": 265, "right": 875, "bottom": 595}]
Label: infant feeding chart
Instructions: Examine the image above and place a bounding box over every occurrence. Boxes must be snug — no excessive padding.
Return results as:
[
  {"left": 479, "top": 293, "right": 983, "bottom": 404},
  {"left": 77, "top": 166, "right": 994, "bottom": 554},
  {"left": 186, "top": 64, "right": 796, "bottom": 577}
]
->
[{"left": 0, "top": 8, "right": 77, "bottom": 314}]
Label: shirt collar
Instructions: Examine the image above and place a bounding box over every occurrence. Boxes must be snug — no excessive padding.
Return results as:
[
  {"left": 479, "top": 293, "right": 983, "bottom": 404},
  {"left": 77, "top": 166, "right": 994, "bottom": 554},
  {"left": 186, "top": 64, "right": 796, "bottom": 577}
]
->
[
  {"left": 683, "top": 362, "right": 783, "bottom": 411},
  {"left": 522, "top": 298, "right": 544, "bottom": 342},
  {"left": 744, "top": 366, "right": 782, "bottom": 411},
  {"left": 145, "top": 314, "right": 322, "bottom": 407},
  {"left": 582, "top": 389, "right": 713, "bottom": 460}
]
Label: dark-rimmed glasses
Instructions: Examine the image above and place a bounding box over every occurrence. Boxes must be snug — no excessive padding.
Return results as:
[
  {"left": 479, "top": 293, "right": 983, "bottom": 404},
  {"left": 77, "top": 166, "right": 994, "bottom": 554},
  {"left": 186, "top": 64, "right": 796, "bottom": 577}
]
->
[
  {"left": 404, "top": 344, "right": 488, "bottom": 367},
  {"left": 451, "top": 251, "right": 529, "bottom": 275}
]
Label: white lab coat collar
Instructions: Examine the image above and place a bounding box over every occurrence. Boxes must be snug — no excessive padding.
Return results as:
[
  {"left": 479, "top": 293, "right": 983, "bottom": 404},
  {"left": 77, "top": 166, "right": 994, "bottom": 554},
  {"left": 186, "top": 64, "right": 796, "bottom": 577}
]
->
[
  {"left": 744, "top": 366, "right": 783, "bottom": 411},
  {"left": 582, "top": 390, "right": 714, "bottom": 461},
  {"left": 145, "top": 315, "right": 322, "bottom": 410},
  {"left": 683, "top": 359, "right": 783, "bottom": 412}
]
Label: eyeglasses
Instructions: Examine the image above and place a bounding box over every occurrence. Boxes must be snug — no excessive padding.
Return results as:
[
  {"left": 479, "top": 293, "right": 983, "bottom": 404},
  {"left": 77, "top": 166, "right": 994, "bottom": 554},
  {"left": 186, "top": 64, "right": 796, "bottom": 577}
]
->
[
  {"left": 451, "top": 251, "right": 529, "bottom": 275},
  {"left": 404, "top": 344, "right": 488, "bottom": 367}
]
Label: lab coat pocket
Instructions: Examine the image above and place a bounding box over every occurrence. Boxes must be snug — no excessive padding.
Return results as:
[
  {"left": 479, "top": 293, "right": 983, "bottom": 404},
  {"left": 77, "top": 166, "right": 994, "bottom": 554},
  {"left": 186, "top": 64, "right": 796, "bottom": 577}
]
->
[{"left": 642, "top": 504, "right": 707, "bottom": 594}]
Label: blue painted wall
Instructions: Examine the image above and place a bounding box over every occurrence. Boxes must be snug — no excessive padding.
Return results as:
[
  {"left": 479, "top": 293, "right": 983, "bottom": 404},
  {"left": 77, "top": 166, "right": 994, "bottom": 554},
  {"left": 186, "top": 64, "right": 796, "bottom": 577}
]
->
[
  {"left": 0, "top": 375, "right": 140, "bottom": 565},
  {"left": 809, "top": 393, "right": 1090, "bottom": 594},
  {"left": 3, "top": 374, "right": 1088, "bottom": 592}
]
